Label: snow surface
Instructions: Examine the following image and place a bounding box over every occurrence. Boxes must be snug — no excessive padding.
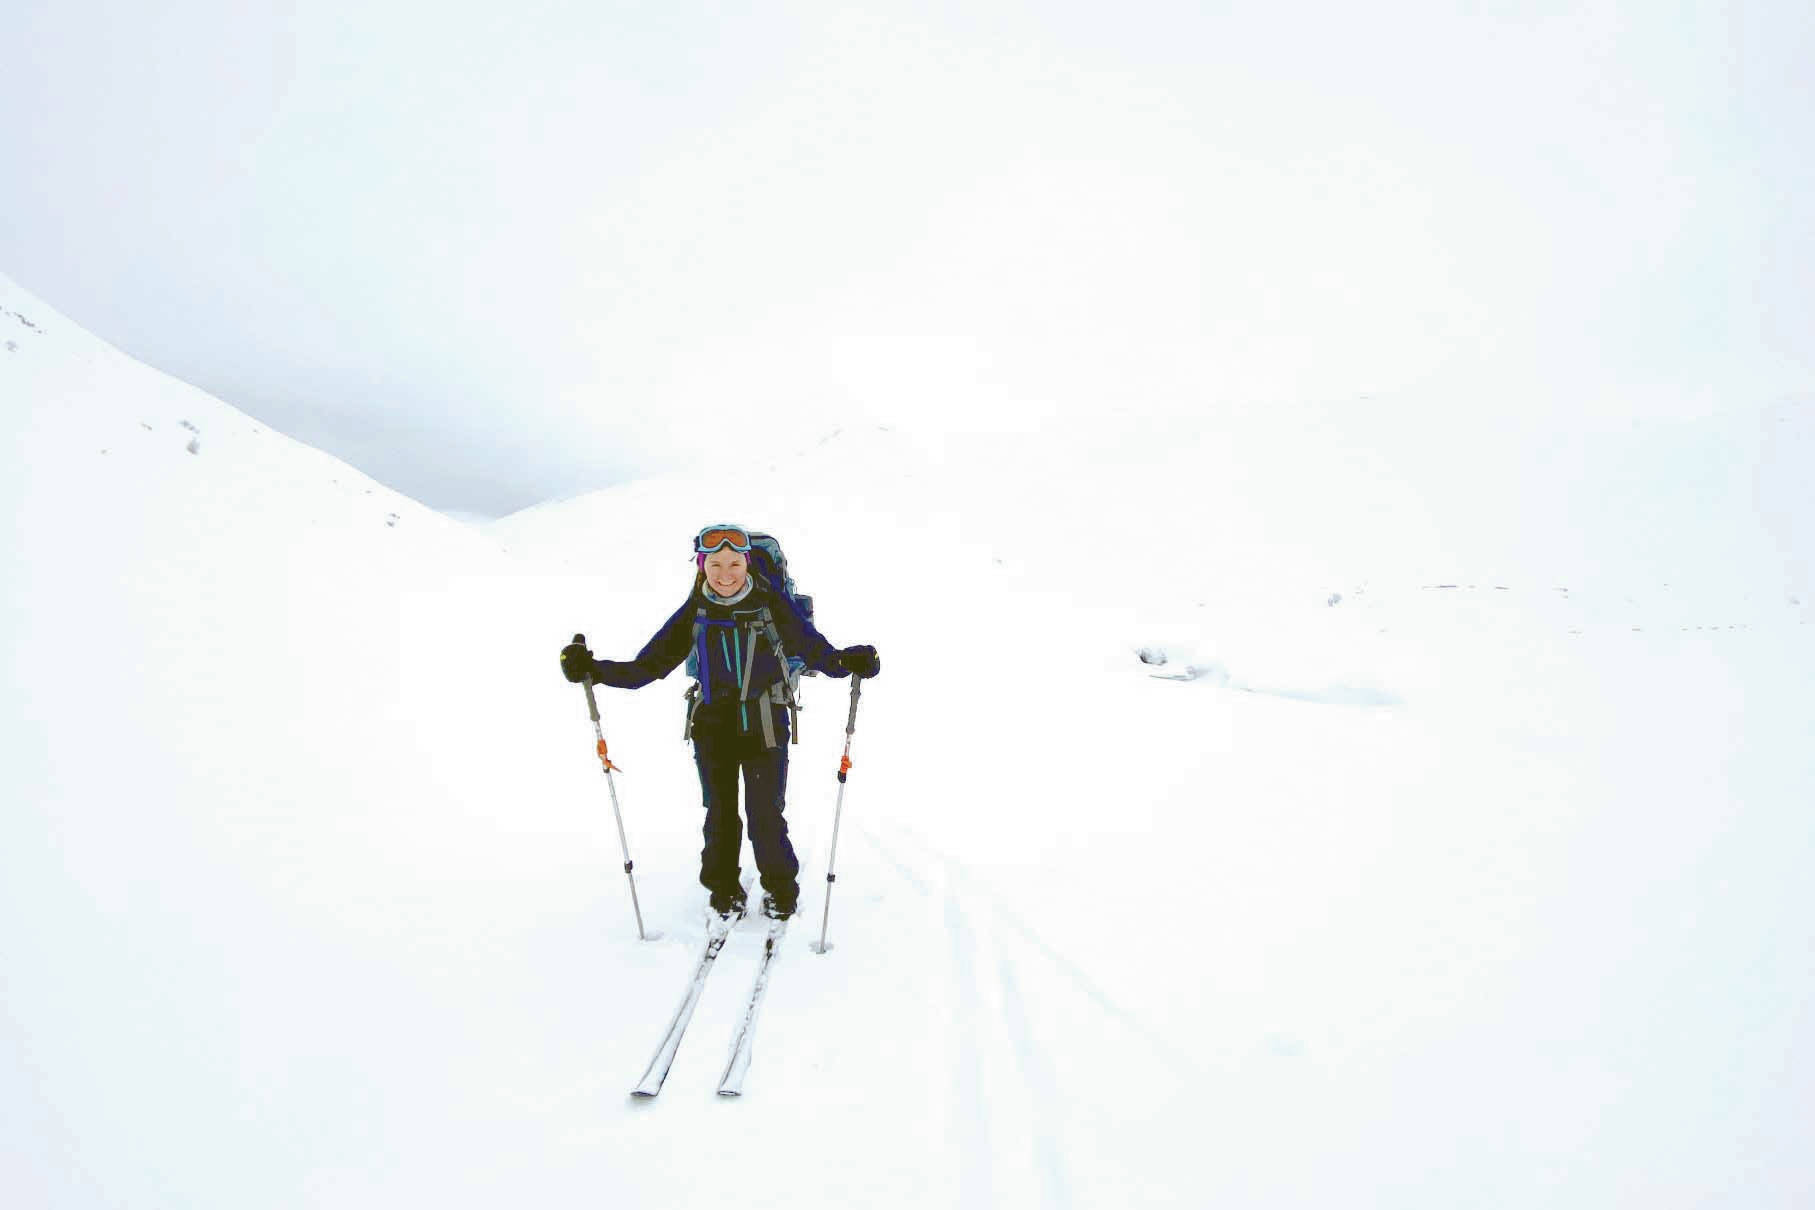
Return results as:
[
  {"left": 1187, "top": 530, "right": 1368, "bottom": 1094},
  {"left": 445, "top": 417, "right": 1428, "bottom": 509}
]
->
[{"left": 5, "top": 270, "right": 1813, "bottom": 1208}]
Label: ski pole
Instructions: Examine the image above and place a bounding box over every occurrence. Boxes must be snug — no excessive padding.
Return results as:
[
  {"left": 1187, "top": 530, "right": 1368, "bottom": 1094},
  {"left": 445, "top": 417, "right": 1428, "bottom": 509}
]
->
[
  {"left": 573, "top": 633, "right": 658, "bottom": 942},
  {"left": 810, "top": 675, "right": 864, "bottom": 955}
]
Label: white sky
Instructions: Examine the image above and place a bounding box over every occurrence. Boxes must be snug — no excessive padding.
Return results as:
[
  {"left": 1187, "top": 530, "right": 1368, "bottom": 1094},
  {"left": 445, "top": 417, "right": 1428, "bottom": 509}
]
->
[{"left": 3, "top": 0, "right": 1811, "bottom": 517}]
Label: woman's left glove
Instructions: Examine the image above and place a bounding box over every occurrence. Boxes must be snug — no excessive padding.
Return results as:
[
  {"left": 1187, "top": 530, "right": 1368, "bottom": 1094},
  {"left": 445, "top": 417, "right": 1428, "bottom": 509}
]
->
[
  {"left": 560, "top": 639, "right": 600, "bottom": 684},
  {"left": 838, "top": 644, "right": 881, "bottom": 678}
]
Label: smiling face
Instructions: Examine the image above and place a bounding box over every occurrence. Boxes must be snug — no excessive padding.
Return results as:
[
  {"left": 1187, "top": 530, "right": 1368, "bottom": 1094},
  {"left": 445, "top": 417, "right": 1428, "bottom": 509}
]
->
[{"left": 702, "top": 547, "right": 750, "bottom": 597}]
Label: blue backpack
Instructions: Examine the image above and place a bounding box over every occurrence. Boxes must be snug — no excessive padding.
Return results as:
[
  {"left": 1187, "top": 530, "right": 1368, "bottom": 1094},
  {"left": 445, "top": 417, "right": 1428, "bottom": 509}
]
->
[{"left": 745, "top": 532, "right": 815, "bottom": 642}]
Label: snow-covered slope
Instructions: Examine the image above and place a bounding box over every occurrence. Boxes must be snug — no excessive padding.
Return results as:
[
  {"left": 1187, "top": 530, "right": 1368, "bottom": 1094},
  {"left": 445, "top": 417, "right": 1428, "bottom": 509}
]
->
[
  {"left": 2, "top": 273, "right": 581, "bottom": 1207},
  {"left": 490, "top": 395, "right": 1814, "bottom": 1203},
  {"left": 6, "top": 268, "right": 1813, "bottom": 1209}
]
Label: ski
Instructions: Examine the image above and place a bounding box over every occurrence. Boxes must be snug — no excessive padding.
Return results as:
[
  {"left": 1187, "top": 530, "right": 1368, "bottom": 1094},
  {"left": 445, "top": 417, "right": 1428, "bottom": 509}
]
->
[
  {"left": 716, "top": 920, "right": 788, "bottom": 1097},
  {"left": 631, "top": 915, "right": 733, "bottom": 1098}
]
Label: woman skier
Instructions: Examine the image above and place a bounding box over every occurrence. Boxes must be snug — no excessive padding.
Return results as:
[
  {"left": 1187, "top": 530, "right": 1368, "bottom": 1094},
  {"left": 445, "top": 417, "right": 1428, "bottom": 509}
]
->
[{"left": 560, "top": 524, "right": 880, "bottom": 923}]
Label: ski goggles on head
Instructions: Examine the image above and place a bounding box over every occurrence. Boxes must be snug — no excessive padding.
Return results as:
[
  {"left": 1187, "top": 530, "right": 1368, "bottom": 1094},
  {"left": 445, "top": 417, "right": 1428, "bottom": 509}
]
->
[{"left": 694, "top": 525, "right": 752, "bottom": 555}]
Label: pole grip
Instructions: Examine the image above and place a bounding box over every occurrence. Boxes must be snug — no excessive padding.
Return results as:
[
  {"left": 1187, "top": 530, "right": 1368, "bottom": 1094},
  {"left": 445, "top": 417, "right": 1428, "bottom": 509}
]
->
[
  {"left": 574, "top": 634, "right": 604, "bottom": 723},
  {"left": 844, "top": 676, "right": 863, "bottom": 734}
]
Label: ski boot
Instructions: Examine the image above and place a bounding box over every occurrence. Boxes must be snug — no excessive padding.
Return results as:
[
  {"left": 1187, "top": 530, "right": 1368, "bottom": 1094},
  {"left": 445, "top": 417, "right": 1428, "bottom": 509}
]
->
[{"left": 709, "top": 886, "right": 748, "bottom": 924}]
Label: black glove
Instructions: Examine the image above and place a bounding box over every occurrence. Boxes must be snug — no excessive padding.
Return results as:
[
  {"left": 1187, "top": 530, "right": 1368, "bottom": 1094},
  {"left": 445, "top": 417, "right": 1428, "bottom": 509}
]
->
[
  {"left": 560, "top": 636, "right": 600, "bottom": 684},
  {"left": 838, "top": 644, "right": 880, "bottom": 679}
]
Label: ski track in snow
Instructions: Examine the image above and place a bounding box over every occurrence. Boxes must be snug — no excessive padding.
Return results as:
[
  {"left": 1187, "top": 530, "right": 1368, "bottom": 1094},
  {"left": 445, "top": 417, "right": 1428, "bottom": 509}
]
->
[
  {"left": 873, "top": 820, "right": 1207, "bottom": 1083},
  {"left": 995, "top": 949, "right": 1072, "bottom": 1210},
  {"left": 844, "top": 820, "right": 1089, "bottom": 1208},
  {"left": 851, "top": 819, "right": 1219, "bottom": 1206},
  {"left": 943, "top": 885, "right": 994, "bottom": 1208}
]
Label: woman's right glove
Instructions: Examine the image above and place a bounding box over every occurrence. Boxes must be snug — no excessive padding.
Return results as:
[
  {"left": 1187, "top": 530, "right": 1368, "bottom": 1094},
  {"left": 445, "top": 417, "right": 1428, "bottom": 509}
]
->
[
  {"left": 560, "top": 638, "right": 601, "bottom": 684},
  {"left": 838, "top": 644, "right": 881, "bottom": 679}
]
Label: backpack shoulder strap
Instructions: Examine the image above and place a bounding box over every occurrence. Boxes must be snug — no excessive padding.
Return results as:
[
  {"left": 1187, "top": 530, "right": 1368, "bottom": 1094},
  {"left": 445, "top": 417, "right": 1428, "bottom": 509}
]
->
[
  {"left": 690, "top": 605, "right": 711, "bottom": 702},
  {"left": 753, "top": 604, "right": 803, "bottom": 745}
]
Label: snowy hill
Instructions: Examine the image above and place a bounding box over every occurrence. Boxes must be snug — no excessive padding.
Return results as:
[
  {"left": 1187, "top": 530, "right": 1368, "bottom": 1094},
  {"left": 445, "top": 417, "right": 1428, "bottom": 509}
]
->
[{"left": 6, "top": 269, "right": 1814, "bottom": 1208}]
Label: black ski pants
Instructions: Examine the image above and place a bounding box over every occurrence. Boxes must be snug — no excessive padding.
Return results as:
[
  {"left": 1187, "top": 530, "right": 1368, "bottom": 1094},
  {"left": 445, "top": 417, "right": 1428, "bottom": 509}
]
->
[{"left": 692, "top": 724, "right": 799, "bottom": 907}]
